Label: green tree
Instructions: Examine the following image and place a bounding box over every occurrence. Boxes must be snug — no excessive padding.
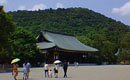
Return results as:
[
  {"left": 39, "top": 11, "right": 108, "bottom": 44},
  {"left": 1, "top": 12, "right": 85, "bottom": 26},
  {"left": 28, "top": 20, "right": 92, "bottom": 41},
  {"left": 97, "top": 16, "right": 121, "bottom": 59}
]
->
[
  {"left": 0, "top": 6, "right": 16, "bottom": 63},
  {"left": 90, "top": 34, "right": 116, "bottom": 63},
  {"left": 101, "top": 41, "right": 116, "bottom": 63},
  {"left": 118, "top": 32, "right": 130, "bottom": 63},
  {"left": 10, "top": 27, "right": 42, "bottom": 65},
  {"left": 91, "top": 34, "right": 106, "bottom": 48},
  {"left": 77, "top": 36, "right": 92, "bottom": 46}
]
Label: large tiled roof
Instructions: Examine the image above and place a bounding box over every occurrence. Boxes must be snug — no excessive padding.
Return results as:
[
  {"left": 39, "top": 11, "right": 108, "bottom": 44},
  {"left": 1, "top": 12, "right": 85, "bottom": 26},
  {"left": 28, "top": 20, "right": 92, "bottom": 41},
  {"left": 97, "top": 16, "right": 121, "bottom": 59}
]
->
[{"left": 37, "top": 30, "right": 98, "bottom": 52}]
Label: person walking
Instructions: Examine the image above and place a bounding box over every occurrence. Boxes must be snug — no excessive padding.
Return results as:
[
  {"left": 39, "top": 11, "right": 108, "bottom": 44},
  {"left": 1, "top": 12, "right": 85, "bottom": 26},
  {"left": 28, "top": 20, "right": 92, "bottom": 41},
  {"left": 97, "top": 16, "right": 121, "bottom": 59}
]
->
[
  {"left": 26, "top": 62, "right": 31, "bottom": 79},
  {"left": 54, "top": 64, "right": 59, "bottom": 78},
  {"left": 23, "top": 62, "right": 28, "bottom": 80},
  {"left": 12, "top": 63, "right": 18, "bottom": 80},
  {"left": 63, "top": 60, "right": 68, "bottom": 78},
  {"left": 44, "top": 63, "right": 49, "bottom": 78}
]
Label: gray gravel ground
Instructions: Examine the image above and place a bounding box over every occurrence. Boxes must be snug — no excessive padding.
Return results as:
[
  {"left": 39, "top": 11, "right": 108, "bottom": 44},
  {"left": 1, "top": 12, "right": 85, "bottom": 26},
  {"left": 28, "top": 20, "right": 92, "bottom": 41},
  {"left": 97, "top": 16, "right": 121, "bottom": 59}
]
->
[{"left": 0, "top": 65, "right": 130, "bottom": 80}]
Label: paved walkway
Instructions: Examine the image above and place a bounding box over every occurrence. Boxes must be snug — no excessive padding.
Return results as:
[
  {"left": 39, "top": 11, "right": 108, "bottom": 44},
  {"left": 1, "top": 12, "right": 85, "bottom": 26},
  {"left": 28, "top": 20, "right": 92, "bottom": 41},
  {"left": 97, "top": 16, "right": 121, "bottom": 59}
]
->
[{"left": 0, "top": 65, "right": 130, "bottom": 80}]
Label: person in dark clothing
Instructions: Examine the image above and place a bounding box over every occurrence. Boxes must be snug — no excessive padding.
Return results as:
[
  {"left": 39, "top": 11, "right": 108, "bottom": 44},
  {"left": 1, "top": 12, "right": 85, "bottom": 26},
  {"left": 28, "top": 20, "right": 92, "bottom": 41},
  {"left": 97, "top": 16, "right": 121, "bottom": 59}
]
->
[{"left": 63, "top": 61, "right": 68, "bottom": 78}]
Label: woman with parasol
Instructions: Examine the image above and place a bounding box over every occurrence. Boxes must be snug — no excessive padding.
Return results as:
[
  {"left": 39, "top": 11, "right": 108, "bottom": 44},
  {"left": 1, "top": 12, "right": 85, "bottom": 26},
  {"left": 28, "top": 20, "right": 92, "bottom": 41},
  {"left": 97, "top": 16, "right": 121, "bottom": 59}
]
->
[
  {"left": 11, "top": 58, "right": 20, "bottom": 80},
  {"left": 53, "top": 60, "right": 61, "bottom": 78}
]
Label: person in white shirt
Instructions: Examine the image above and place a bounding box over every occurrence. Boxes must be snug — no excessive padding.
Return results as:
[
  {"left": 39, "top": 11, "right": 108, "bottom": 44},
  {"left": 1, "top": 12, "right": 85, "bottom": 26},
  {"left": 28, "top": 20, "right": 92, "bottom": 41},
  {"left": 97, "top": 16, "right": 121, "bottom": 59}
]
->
[{"left": 44, "top": 63, "right": 49, "bottom": 77}]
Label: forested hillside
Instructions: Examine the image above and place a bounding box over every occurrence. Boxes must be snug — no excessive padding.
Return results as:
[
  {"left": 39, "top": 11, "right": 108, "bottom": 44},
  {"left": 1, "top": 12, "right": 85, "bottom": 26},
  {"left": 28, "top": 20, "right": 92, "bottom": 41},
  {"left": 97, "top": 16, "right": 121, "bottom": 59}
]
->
[{"left": 9, "top": 8, "right": 130, "bottom": 63}]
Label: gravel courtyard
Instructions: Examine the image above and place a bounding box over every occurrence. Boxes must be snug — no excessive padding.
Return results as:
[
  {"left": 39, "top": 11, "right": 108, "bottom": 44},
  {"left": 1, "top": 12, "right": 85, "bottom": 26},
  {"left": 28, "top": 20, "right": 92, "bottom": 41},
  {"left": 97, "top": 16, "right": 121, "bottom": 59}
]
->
[{"left": 0, "top": 65, "right": 130, "bottom": 80}]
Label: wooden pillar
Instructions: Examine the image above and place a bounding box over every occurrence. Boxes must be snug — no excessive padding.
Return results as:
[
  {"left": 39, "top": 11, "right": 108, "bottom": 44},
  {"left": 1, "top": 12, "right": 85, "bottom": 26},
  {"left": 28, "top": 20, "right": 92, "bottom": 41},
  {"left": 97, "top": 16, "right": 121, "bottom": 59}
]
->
[
  {"left": 42, "top": 50, "right": 48, "bottom": 62},
  {"left": 54, "top": 51, "right": 59, "bottom": 60}
]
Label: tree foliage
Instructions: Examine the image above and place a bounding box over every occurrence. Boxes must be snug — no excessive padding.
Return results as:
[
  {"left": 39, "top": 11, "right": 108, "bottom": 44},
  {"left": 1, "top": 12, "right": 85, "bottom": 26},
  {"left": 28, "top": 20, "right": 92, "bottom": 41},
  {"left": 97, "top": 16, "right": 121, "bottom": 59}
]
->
[
  {"left": 9, "top": 27, "right": 41, "bottom": 65},
  {"left": 117, "top": 32, "right": 130, "bottom": 63},
  {"left": 0, "top": 6, "right": 16, "bottom": 63},
  {"left": 0, "top": 6, "right": 42, "bottom": 65}
]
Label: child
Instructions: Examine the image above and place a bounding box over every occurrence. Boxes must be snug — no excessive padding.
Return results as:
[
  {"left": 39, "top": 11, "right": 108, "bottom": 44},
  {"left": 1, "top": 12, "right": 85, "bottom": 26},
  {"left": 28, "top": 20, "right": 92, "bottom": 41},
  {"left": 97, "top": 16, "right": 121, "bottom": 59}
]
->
[
  {"left": 54, "top": 64, "right": 59, "bottom": 78},
  {"left": 48, "top": 69, "right": 53, "bottom": 78}
]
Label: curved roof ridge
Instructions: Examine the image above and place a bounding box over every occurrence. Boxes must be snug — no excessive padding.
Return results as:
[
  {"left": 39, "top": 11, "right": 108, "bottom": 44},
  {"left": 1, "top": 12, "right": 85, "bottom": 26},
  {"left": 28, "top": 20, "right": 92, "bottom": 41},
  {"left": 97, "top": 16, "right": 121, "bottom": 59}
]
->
[{"left": 43, "top": 30, "right": 75, "bottom": 36}]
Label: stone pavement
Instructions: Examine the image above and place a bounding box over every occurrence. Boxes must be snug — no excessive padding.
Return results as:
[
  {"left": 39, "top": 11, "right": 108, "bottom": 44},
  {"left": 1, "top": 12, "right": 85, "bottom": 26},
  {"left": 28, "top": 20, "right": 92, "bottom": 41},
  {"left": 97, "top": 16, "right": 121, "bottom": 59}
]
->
[{"left": 0, "top": 65, "right": 130, "bottom": 80}]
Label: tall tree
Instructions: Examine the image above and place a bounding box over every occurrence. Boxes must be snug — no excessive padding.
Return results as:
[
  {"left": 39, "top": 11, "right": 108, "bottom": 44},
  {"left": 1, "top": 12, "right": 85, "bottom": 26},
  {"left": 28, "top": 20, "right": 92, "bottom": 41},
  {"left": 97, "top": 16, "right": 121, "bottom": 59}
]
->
[
  {"left": 10, "top": 27, "right": 42, "bottom": 65},
  {"left": 0, "top": 6, "right": 16, "bottom": 63},
  {"left": 118, "top": 32, "right": 130, "bottom": 63}
]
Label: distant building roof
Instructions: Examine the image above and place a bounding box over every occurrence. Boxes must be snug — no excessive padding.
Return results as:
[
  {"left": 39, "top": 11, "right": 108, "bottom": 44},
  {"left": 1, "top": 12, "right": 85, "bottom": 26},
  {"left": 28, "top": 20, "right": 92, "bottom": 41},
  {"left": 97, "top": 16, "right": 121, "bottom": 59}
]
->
[{"left": 37, "top": 30, "right": 98, "bottom": 52}]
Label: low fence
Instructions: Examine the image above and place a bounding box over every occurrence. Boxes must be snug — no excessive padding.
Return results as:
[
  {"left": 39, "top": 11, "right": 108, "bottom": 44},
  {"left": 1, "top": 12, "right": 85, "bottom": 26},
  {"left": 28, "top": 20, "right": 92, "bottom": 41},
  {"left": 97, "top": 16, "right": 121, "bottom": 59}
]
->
[
  {"left": 120, "top": 61, "right": 130, "bottom": 65},
  {"left": 0, "top": 64, "right": 12, "bottom": 72}
]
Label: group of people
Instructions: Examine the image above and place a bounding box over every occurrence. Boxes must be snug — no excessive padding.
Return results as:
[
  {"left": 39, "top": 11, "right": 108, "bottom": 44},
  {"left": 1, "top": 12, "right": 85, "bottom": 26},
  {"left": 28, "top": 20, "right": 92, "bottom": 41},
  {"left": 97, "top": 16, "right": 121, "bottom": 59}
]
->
[
  {"left": 44, "top": 60, "right": 69, "bottom": 78},
  {"left": 23, "top": 62, "right": 31, "bottom": 80},
  {"left": 12, "top": 62, "right": 31, "bottom": 80},
  {"left": 12, "top": 60, "right": 68, "bottom": 80}
]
